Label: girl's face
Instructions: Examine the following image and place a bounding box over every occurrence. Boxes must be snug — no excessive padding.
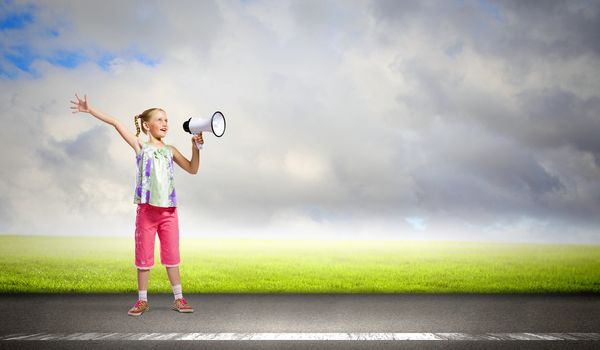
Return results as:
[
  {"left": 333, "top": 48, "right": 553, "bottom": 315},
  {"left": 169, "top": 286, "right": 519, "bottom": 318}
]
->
[{"left": 144, "top": 110, "right": 168, "bottom": 138}]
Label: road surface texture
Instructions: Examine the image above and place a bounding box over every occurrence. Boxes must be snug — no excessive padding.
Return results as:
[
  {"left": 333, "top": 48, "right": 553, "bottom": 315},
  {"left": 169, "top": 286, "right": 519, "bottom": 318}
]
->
[{"left": 0, "top": 293, "right": 598, "bottom": 349}]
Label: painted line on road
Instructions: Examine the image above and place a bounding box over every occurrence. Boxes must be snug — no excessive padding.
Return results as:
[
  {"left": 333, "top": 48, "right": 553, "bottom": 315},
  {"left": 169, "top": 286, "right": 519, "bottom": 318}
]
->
[{"left": 0, "top": 333, "right": 599, "bottom": 341}]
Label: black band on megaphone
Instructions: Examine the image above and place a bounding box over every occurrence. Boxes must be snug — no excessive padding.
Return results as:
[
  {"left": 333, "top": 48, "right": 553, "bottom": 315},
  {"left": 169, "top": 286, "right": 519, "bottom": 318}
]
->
[{"left": 211, "top": 111, "right": 225, "bottom": 137}]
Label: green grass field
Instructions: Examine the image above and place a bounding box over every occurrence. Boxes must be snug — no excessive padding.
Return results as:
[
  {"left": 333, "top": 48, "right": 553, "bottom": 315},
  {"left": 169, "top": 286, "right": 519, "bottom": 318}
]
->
[{"left": 1, "top": 235, "right": 599, "bottom": 293}]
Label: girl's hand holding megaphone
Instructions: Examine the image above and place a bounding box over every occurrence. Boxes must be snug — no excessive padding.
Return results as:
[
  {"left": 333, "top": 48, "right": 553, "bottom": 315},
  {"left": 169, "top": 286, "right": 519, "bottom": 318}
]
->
[{"left": 192, "top": 132, "right": 204, "bottom": 150}]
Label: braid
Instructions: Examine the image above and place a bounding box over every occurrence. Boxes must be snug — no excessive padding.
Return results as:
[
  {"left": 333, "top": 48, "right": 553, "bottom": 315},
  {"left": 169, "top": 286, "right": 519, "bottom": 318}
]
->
[{"left": 134, "top": 115, "right": 141, "bottom": 137}]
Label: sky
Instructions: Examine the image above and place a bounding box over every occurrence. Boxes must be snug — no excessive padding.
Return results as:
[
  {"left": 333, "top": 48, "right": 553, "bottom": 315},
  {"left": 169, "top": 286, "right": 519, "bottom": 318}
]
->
[{"left": 0, "top": 0, "right": 599, "bottom": 244}]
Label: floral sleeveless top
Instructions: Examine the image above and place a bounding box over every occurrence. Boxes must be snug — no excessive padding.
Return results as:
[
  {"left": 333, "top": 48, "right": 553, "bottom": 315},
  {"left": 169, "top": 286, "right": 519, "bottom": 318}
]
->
[{"left": 134, "top": 142, "right": 177, "bottom": 207}]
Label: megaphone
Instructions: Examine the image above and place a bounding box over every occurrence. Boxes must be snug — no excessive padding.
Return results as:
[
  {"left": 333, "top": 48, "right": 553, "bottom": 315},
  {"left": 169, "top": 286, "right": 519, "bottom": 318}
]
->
[{"left": 182, "top": 111, "right": 226, "bottom": 149}]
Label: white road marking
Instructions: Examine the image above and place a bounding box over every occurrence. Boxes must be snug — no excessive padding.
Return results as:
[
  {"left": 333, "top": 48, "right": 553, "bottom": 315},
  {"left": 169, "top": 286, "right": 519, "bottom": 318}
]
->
[{"left": 0, "top": 332, "right": 599, "bottom": 341}]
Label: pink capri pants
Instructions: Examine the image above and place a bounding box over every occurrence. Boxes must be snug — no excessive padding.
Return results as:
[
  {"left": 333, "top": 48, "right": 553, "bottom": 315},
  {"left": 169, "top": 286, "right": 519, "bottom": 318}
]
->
[{"left": 134, "top": 203, "right": 180, "bottom": 270}]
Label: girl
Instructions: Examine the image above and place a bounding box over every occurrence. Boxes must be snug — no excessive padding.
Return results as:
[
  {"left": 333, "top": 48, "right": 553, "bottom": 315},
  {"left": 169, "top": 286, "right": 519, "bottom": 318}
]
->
[{"left": 70, "top": 93, "right": 202, "bottom": 316}]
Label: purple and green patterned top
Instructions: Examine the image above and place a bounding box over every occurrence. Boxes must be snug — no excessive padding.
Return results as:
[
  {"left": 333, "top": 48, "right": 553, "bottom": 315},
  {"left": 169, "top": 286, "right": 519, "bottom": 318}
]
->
[{"left": 134, "top": 142, "right": 176, "bottom": 207}]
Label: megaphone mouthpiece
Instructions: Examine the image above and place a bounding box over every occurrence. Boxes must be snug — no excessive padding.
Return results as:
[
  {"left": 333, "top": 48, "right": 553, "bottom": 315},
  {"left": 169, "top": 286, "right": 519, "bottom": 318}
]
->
[{"left": 183, "top": 118, "right": 192, "bottom": 134}]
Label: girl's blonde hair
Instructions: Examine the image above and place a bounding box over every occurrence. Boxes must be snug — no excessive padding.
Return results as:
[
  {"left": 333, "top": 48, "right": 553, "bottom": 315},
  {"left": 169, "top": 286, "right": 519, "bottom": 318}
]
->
[{"left": 134, "top": 108, "right": 164, "bottom": 137}]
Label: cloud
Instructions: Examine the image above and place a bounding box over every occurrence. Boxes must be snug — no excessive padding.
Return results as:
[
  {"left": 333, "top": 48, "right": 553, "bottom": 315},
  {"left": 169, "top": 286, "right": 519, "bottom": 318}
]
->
[{"left": 0, "top": 0, "right": 599, "bottom": 243}]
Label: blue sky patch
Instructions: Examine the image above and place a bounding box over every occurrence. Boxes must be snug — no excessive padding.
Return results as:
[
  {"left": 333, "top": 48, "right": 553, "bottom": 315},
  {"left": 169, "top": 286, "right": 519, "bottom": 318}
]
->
[
  {"left": 3, "top": 45, "right": 38, "bottom": 72},
  {"left": 405, "top": 217, "right": 427, "bottom": 231},
  {"left": 3, "top": 45, "right": 87, "bottom": 72},
  {"left": 96, "top": 51, "right": 160, "bottom": 71},
  {"left": 0, "top": 3, "right": 34, "bottom": 30},
  {"left": 0, "top": 1, "right": 159, "bottom": 78},
  {"left": 46, "top": 50, "right": 87, "bottom": 69},
  {"left": 2, "top": 44, "right": 160, "bottom": 78},
  {"left": 133, "top": 53, "right": 159, "bottom": 67},
  {"left": 96, "top": 53, "right": 117, "bottom": 71},
  {"left": 478, "top": 0, "right": 504, "bottom": 22}
]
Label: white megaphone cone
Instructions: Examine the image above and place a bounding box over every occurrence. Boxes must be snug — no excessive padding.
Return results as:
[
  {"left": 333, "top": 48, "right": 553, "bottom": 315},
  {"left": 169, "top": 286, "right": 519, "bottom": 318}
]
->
[{"left": 182, "top": 111, "right": 226, "bottom": 149}]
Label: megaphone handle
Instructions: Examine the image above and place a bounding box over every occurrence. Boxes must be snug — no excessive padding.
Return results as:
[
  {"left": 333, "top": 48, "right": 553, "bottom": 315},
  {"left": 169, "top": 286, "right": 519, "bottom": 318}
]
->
[{"left": 194, "top": 136, "right": 203, "bottom": 150}]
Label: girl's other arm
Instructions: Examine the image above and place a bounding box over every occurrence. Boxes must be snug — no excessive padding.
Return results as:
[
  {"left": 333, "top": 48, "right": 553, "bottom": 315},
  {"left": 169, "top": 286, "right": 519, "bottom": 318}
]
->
[
  {"left": 171, "top": 135, "right": 202, "bottom": 174},
  {"left": 71, "top": 93, "right": 141, "bottom": 154}
]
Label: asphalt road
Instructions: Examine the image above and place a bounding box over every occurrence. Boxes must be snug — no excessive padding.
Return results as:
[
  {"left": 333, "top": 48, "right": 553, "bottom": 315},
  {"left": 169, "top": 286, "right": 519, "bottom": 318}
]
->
[{"left": 0, "top": 293, "right": 598, "bottom": 349}]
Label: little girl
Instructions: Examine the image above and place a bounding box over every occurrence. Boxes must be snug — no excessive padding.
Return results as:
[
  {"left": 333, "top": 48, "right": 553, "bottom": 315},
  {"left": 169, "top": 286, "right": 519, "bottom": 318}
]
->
[{"left": 70, "top": 93, "right": 202, "bottom": 316}]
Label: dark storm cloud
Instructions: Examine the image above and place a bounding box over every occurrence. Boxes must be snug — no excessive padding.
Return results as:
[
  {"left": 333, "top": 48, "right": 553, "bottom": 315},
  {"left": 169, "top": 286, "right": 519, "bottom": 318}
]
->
[
  {"left": 408, "top": 121, "right": 566, "bottom": 221},
  {"left": 394, "top": 54, "right": 600, "bottom": 165},
  {"left": 366, "top": 0, "right": 600, "bottom": 232},
  {"left": 513, "top": 89, "right": 600, "bottom": 164},
  {"left": 35, "top": 126, "right": 120, "bottom": 210},
  {"left": 371, "top": 0, "right": 600, "bottom": 59},
  {"left": 496, "top": 0, "right": 600, "bottom": 58},
  {"left": 37, "top": 126, "right": 111, "bottom": 167}
]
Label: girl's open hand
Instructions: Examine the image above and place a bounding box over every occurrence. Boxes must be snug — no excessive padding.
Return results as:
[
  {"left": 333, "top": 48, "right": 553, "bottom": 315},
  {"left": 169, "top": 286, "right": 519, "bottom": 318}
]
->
[
  {"left": 193, "top": 133, "right": 204, "bottom": 148},
  {"left": 70, "top": 93, "right": 90, "bottom": 113}
]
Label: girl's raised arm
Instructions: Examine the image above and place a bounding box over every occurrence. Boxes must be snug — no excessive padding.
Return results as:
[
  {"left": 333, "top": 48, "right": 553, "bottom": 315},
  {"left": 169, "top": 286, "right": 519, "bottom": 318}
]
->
[{"left": 71, "top": 93, "right": 141, "bottom": 154}]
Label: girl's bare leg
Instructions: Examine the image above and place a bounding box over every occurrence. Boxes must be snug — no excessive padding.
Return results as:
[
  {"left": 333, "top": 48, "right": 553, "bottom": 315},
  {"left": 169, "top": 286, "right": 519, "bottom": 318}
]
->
[
  {"left": 137, "top": 269, "right": 150, "bottom": 291},
  {"left": 166, "top": 266, "right": 181, "bottom": 286}
]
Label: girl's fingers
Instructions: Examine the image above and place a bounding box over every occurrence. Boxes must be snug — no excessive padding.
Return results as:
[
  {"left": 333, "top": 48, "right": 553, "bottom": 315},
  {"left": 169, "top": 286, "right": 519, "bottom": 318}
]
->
[{"left": 193, "top": 135, "right": 204, "bottom": 143}]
